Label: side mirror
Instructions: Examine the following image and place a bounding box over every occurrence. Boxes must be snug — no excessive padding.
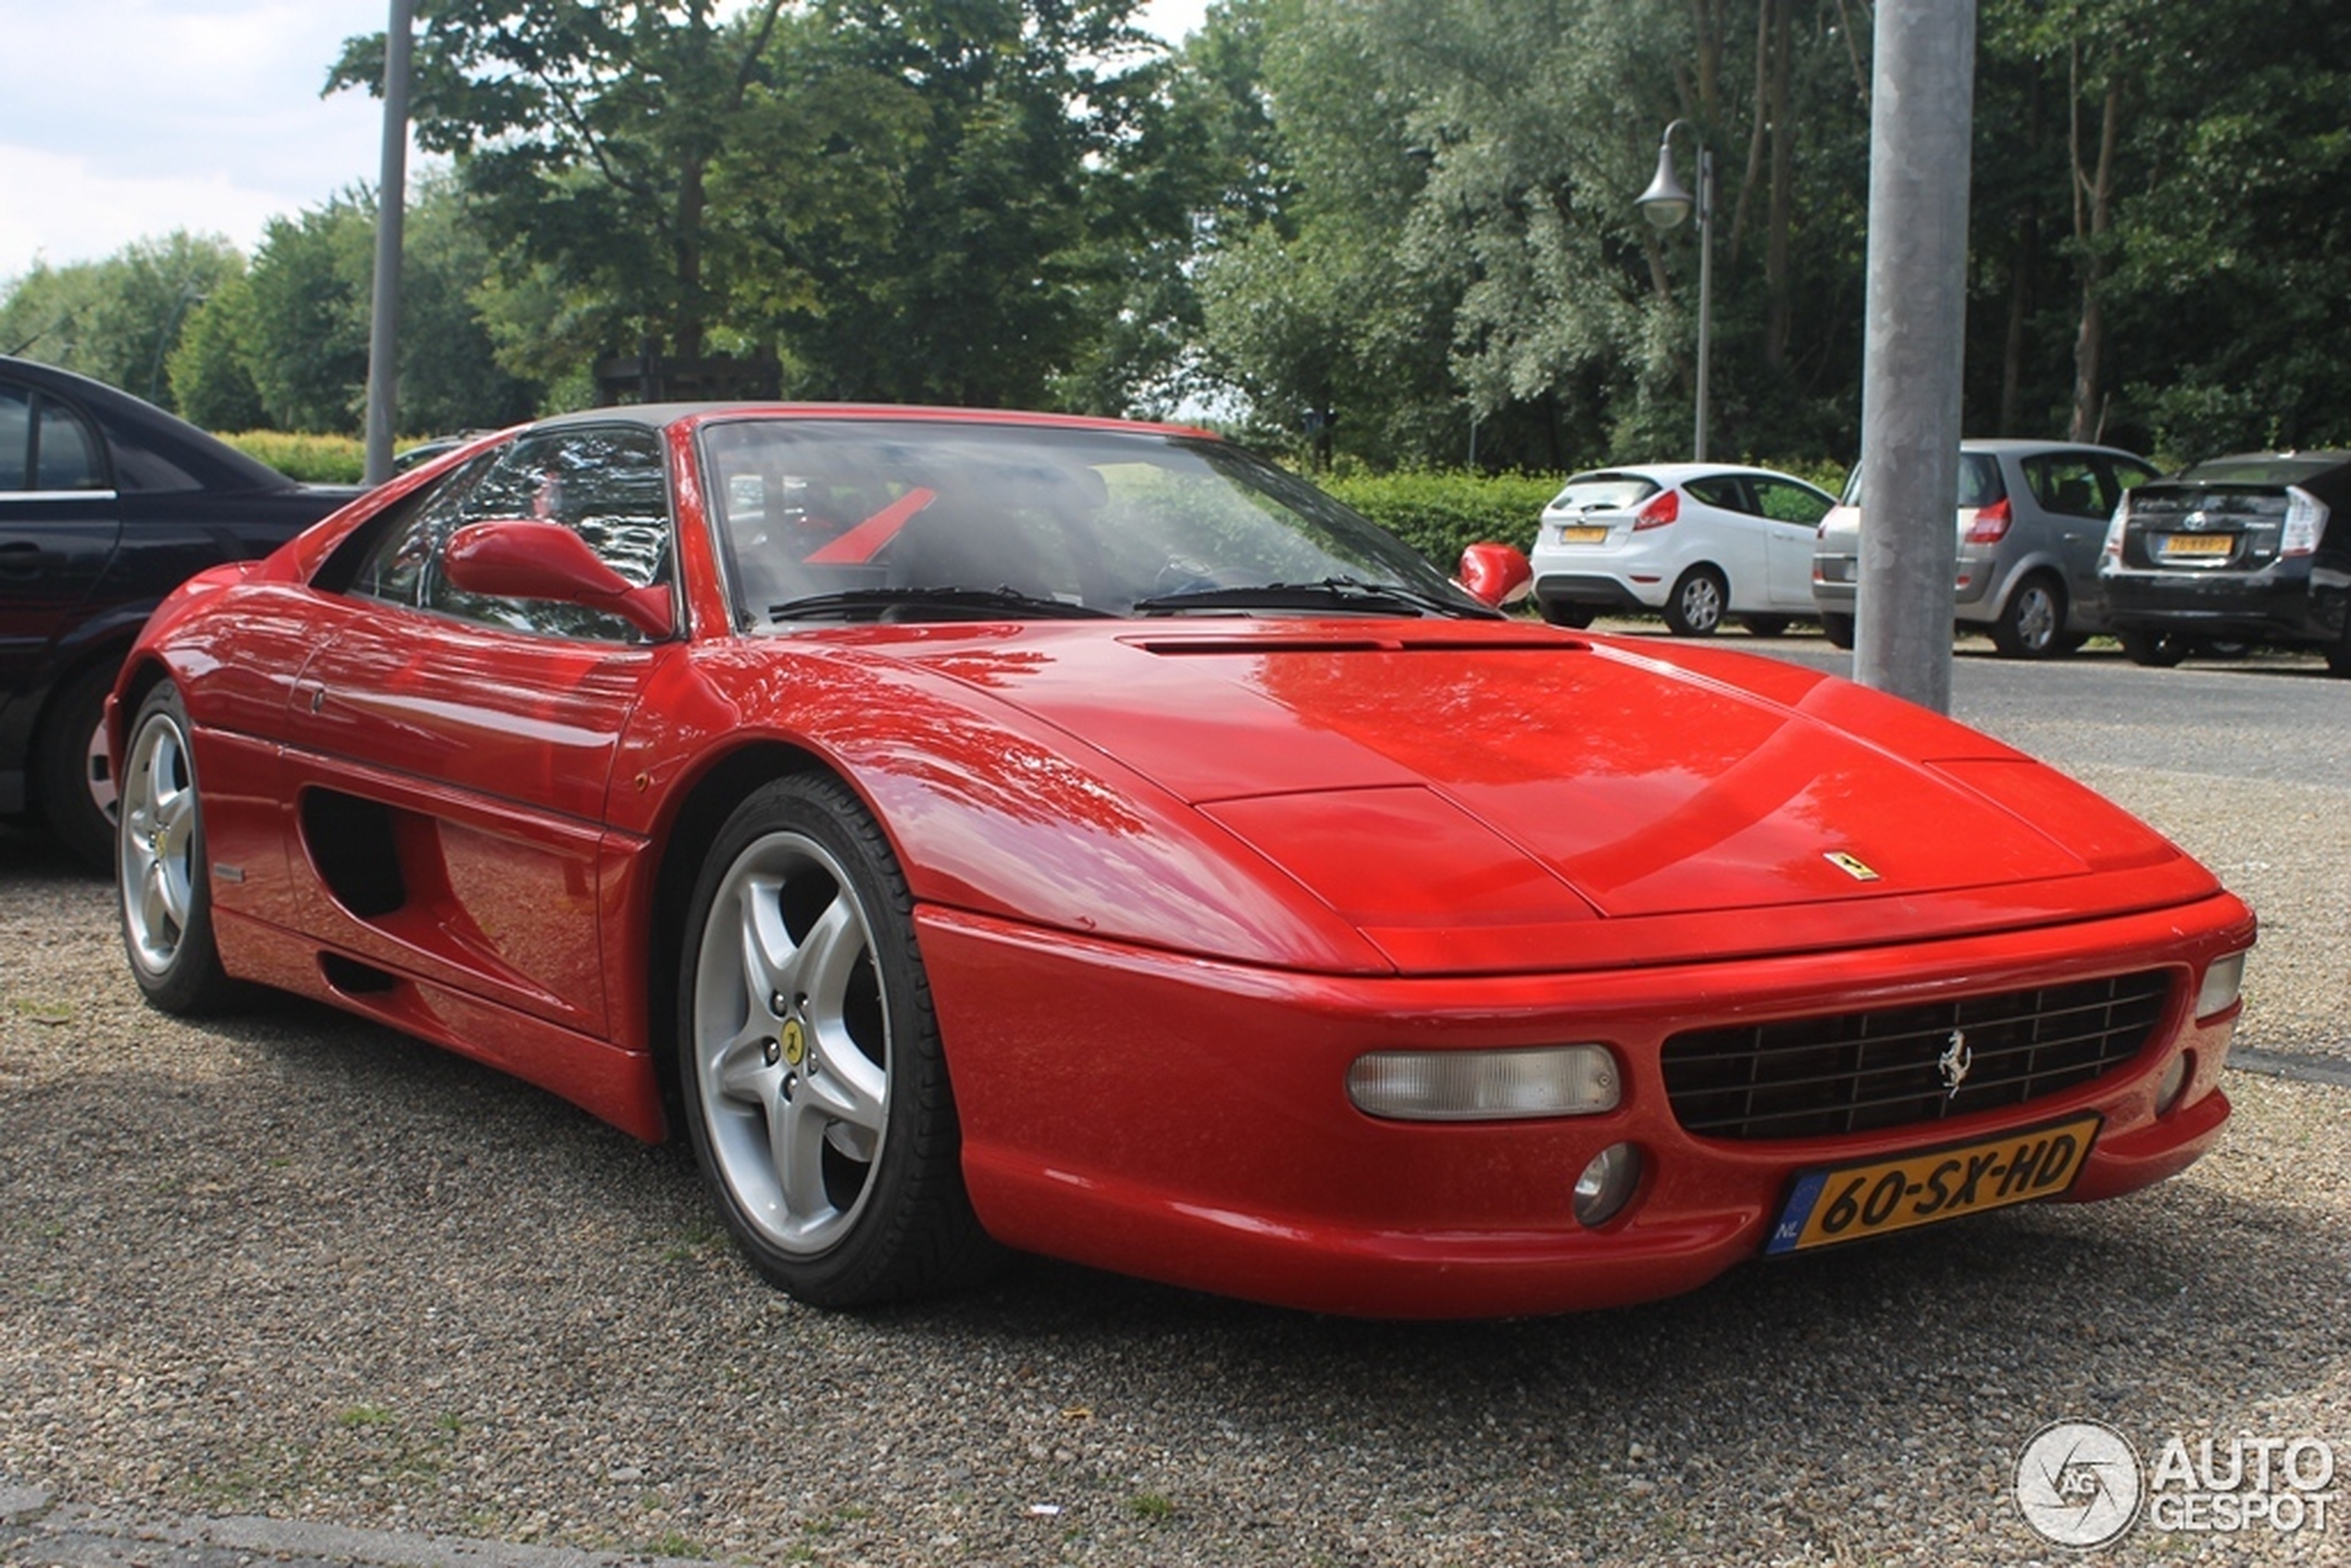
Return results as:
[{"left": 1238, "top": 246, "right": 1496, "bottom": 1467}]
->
[
  {"left": 1456, "top": 541, "right": 1534, "bottom": 609},
  {"left": 443, "top": 520, "right": 674, "bottom": 640}
]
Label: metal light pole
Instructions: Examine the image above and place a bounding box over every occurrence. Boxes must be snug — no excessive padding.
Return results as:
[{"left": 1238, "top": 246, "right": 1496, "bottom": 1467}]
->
[
  {"left": 362, "top": 0, "right": 415, "bottom": 487},
  {"left": 1636, "top": 121, "right": 1714, "bottom": 463},
  {"left": 1852, "top": 0, "right": 1976, "bottom": 713}
]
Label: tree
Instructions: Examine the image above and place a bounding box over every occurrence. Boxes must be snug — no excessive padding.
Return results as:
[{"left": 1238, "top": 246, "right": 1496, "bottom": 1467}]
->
[
  {"left": 721, "top": 0, "right": 1176, "bottom": 408},
  {"left": 0, "top": 232, "right": 245, "bottom": 412},
  {"left": 333, "top": 0, "right": 794, "bottom": 365}
]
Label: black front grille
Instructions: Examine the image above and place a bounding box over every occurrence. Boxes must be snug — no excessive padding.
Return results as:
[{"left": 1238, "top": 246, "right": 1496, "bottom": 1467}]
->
[{"left": 1661, "top": 971, "right": 2171, "bottom": 1140}]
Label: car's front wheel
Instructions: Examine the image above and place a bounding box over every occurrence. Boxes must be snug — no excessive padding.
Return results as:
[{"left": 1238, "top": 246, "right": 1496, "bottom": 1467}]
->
[
  {"left": 1663, "top": 566, "right": 1728, "bottom": 637},
  {"left": 118, "top": 681, "right": 241, "bottom": 1014},
  {"left": 678, "top": 774, "right": 1000, "bottom": 1306},
  {"left": 1990, "top": 572, "right": 2069, "bottom": 658},
  {"left": 2117, "top": 626, "right": 2193, "bottom": 667}
]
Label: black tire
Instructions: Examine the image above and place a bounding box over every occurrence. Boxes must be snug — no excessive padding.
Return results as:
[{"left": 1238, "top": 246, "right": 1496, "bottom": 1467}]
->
[
  {"left": 118, "top": 681, "right": 242, "bottom": 1014},
  {"left": 1537, "top": 601, "right": 1597, "bottom": 629},
  {"left": 2117, "top": 626, "right": 2192, "bottom": 668},
  {"left": 2327, "top": 620, "right": 2351, "bottom": 678},
  {"left": 1989, "top": 572, "right": 2068, "bottom": 659},
  {"left": 1662, "top": 566, "right": 1728, "bottom": 637},
  {"left": 1741, "top": 615, "right": 1792, "bottom": 639},
  {"left": 677, "top": 773, "right": 1001, "bottom": 1306},
  {"left": 37, "top": 660, "right": 124, "bottom": 873},
  {"left": 1818, "top": 612, "right": 1855, "bottom": 650}
]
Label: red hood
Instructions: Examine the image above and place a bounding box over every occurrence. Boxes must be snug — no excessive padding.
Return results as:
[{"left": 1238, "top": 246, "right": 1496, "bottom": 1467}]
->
[{"left": 882, "top": 621, "right": 2212, "bottom": 971}]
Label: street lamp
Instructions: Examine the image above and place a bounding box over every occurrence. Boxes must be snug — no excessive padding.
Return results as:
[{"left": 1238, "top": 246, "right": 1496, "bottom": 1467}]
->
[{"left": 1636, "top": 119, "right": 1713, "bottom": 462}]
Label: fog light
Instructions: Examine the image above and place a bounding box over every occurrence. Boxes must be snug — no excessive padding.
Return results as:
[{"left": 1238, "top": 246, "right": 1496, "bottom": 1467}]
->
[
  {"left": 1573, "top": 1143, "right": 1642, "bottom": 1228},
  {"left": 2196, "top": 951, "right": 2249, "bottom": 1021},
  {"left": 2155, "top": 1052, "right": 2193, "bottom": 1116},
  {"left": 1346, "top": 1046, "right": 1620, "bottom": 1122}
]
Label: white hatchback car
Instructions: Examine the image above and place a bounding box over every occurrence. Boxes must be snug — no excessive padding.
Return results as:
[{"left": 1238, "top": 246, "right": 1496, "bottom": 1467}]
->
[{"left": 1528, "top": 464, "right": 1838, "bottom": 635}]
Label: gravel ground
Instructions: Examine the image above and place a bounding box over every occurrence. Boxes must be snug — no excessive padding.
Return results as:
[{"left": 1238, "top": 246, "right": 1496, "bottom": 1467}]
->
[{"left": 3, "top": 649, "right": 2347, "bottom": 1566}]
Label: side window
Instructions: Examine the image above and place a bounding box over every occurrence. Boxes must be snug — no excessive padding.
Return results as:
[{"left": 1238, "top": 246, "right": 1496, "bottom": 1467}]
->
[
  {"left": 0, "top": 384, "right": 28, "bottom": 491},
  {"left": 2022, "top": 454, "right": 2106, "bottom": 517},
  {"left": 2106, "top": 459, "right": 2158, "bottom": 508},
  {"left": 420, "top": 425, "right": 673, "bottom": 641},
  {"left": 0, "top": 385, "right": 106, "bottom": 492},
  {"left": 1753, "top": 479, "right": 1832, "bottom": 527},
  {"left": 1682, "top": 476, "right": 1751, "bottom": 514},
  {"left": 334, "top": 456, "right": 494, "bottom": 606},
  {"left": 1957, "top": 454, "right": 2005, "bottom": 510}
]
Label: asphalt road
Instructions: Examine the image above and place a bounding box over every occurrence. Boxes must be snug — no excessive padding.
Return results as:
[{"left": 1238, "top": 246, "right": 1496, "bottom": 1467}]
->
[{"left": 3, "top": 630, "right": 2346, "bottom": 1568}]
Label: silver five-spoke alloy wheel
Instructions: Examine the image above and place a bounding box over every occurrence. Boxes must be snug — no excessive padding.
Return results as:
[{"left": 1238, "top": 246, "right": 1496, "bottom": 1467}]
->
[
  {"left": 690, "top": 828, "right": 892, "bottom": 1258},
  {"left": 120, "top": 699, "right": 199, "bottom": 977}
]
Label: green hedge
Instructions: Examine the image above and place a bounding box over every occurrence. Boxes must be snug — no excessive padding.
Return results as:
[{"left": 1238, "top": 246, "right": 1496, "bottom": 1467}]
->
[
  {"left": 218, "top": 431, "right": 368, "bottom": 485},
  {"left": 1321, "top": 470, "right": 1563, "bottom": 573}
]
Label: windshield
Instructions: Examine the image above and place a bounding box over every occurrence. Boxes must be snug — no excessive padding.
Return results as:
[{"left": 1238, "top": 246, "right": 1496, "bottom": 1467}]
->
[{"left": 698, "top": 418, "right": 1490, "bottom": 625}]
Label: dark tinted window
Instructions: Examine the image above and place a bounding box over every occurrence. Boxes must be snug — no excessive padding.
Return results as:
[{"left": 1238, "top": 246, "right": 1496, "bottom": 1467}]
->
[
  {"left": 34, "top": 400, "right": 103, "bottom": 490},
  {"left": 2021, "top": 454, "right": 2108, "bottom": 517},
  {"left": 1682, "top": 476, "right": 1748, "bottom": 513},
  {"left": 0, "top": 385, "right": 26, "bottom": 491},
  {"left": 0, "top": 384, "right": 106, "bottom": 492}
]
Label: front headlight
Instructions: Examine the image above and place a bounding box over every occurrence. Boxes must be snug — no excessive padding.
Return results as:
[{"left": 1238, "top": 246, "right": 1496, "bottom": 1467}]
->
[
  {"left": 2195, "top": 951, "right": 2249, "bottom": 1021},
  {"left": 1347, "top": 1046, "right": 1621, "bottom": 1122}
]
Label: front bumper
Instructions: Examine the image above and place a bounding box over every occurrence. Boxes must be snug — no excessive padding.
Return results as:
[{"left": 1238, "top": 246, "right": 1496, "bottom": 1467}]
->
[{"left": 921, "top": 895, "right": 2253, "bottom": 1318}]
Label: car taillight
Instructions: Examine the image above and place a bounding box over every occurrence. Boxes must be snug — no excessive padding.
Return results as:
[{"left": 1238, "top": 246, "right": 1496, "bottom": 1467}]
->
[
  {"left": 2283, "top": 486, "right": 2327, "bottom": 556},
  {"left": 1964, "top": 496, "right": 2012, "bottom": 543},
  {"left": 2102, "top": 496, "right": 2132, "bottom": 563},
  {"left": 1633, "top": 490, "right": 1679, "bottom": 529}
]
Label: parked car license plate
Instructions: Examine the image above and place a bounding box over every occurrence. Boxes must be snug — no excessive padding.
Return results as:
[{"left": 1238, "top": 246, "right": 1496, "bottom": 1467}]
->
[
  {"left": 1555, "top": 525, "right": 1610, "bottom": 544},
  {"left": 2158, "top": 532, "right": 2234, "bottom": 559},
  {"left": 1763, "top": 1114, "right": 2101, "bottom": 1255}
]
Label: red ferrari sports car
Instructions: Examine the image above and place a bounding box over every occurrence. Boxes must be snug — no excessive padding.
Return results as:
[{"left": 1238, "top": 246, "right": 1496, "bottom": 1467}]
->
[{"left": 110, "top": 405, "right": 2254, "bottom": 1318}]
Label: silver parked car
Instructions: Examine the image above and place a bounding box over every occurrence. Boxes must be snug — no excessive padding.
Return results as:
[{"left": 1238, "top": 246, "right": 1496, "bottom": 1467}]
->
[{"left": 1810, "top": 440, "right": 2159, "bottom": 657}]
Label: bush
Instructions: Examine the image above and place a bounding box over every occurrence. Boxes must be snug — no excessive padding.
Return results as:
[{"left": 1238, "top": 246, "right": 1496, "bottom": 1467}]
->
[
  {"left": 218, "top": 430, "right": 367, "bottom": 484},
  {"left": 1321, "top": 470, "right": 1563, "bottom": 572}
]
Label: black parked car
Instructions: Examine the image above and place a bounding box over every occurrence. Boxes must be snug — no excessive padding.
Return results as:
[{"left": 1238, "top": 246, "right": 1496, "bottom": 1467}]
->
[
  {"left": 1, "top": 355, "right": 360, "bottom": 866},
  {"left": 2097, "top": 451, "right": 2351, "bottom": 672}
]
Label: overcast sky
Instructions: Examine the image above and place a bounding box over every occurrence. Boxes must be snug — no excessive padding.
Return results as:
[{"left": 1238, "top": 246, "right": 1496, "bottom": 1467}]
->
[{"left": 0, "top": 0, "right": 1213, "bottom": 286}]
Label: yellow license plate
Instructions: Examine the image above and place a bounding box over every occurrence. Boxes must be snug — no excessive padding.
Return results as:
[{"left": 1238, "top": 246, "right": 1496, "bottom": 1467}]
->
[
  {"left": 1556, "top": 526, "right": 1610, "bottom": 544},
  {"left": 1763, "top": 1114, "right": 2100, "bottom": 1255},
  {"left": 2159, "top": 532, "right": 2233, "bottom": 558}
]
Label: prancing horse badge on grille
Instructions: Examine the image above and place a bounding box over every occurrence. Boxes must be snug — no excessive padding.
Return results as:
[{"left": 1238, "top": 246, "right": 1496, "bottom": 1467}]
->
[{"left": 1937, "top": 1029, "right": 1973, "bottom": 1098}]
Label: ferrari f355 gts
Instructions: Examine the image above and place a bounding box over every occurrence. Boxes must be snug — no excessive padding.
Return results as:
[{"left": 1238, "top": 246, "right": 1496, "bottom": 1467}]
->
[{"left": 112, "top": 405, "right": 2253, "bottom": 1317}]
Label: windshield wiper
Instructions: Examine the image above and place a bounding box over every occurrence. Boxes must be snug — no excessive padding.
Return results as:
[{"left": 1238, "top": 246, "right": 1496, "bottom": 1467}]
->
[
  {"left": 766, "top": 585, "right": 1115, "bottom": 623},
  {"left": 1130, "top": 577, "right": 1481, "bottom": 618}
]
